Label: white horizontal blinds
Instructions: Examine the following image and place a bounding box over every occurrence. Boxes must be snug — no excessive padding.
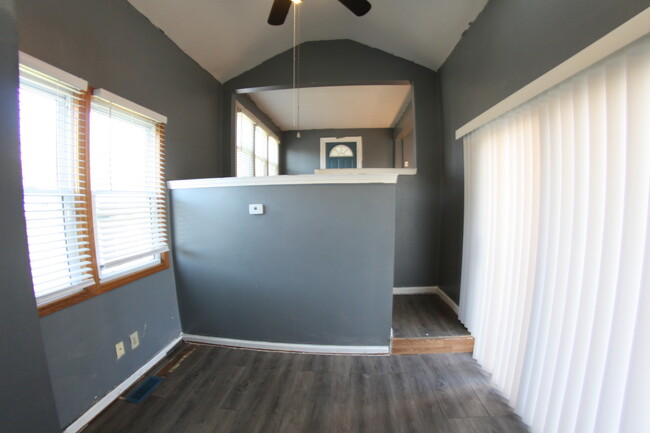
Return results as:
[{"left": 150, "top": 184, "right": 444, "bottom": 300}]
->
[
  {"left": 18, "top": 65, "right": 95, "bottom": 305},
  {"left": 236, "top": 108, "right": 280, "bottom": 177},
  {"left": 460, "top": 35, "right": 650, "bottom": 433},
  {"left": 236, "top": 111, "right": 255, "bottom": 177},
  {"left": 90, "top": 97, "right": 168, "bottom": 280},
  {"left": 268, "top": 136, "right": 279, "bottom": 176},
  {"left": 254, "top": 125, "right": 268, "bottom": 176}
]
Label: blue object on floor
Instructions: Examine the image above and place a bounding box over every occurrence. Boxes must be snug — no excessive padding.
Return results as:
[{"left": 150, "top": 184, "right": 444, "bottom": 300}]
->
[{"left": 125, "top": 376, "right": 164, "bottom": 403}]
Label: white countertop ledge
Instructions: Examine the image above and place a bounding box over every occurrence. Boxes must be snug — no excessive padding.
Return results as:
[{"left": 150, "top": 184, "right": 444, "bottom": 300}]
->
[
  {"left": 167, "top": 174, "right": 399, "bottom": 190},
  {"left": 314, "top": 168, "right": 417, "bottom": 175}
]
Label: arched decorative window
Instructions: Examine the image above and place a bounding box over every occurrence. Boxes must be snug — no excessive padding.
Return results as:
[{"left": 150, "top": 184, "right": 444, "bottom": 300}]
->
[{"left": 329, "top": 144, "right": 354, "bottom": 157}]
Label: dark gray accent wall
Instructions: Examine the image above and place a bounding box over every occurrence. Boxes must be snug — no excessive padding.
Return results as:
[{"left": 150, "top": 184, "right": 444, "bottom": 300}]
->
[
  {"left": 225, "top": 40, "right": 442, "bottom": 287},
  {"left": 39, "top": 272, "right": 181, "bottom": 426},
  {"left": 171, "top": 184, "right": 396, "bottom": 346},
  {"left": 0, "top": 1, "right": 60, "bottom": 431},
  {"left": 439, "top": 0, "right": 650, "bottom": 303},
  {"left": 393, "top": 100, "right": 415, "bottom": 167},
  {"left": 281, "top": 128, "right": 394, "bottom": 174},
  {"left": 15, "top": 0, "right": 223, "bottom": 428}
]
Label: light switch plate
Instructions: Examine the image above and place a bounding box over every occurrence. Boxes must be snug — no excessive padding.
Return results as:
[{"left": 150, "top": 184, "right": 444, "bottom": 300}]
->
[
  {"left": 249, "top": 204, "right": 264, "bottom": 215},
  {"left": 115, "top": 341, "right": 125, "bottom": 359},
  {"left": 130, "top": 331, "right": 140, "bottom": 349}
]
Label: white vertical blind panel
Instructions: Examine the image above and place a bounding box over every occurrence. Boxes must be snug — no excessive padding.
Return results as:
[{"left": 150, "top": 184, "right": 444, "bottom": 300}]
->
[
  {"left": 19, "top": 65, "right": 95, "bottom": 304},
  {"left": 461, "top": 35, "right": 650, "bottom": 433}
]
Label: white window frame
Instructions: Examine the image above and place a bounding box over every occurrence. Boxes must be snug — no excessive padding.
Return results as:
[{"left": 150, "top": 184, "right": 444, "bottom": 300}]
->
[
  {"left": 235, "top": 104, "right": 280, "bottom": 177},
  {"left": 17, "top": 52, "right": 170, "bottom": 315}
]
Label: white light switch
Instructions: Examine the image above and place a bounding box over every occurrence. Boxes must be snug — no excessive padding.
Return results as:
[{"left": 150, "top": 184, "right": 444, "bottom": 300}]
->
[{"left": 249, "top": 204, "right": 264, "bottom": 215}]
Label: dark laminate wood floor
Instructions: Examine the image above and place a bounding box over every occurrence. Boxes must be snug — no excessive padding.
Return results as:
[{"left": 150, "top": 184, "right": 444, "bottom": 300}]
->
[
  {"left": 83, "top": 344, "right": 528, "bottom": 433},
  {"left": 392, "top": 294, "right": 470, "bottom": 338}
]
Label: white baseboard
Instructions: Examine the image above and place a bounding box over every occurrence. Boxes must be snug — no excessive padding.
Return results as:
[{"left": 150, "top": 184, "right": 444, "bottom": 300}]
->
[
  {"left": 64, "top": 335, "right": 183, "bottom": 433},
  {"left": 393, "top": 286, "right": 438, "bottom": 295},
  {"left": 183, "top": 334, "right": 389, "bottom": 355},
  {"left": 435, "top": 287, "right": 460, "bottom": 314},
  {"left": 393, "top": 285, "right": 460, "bottom": 314}
]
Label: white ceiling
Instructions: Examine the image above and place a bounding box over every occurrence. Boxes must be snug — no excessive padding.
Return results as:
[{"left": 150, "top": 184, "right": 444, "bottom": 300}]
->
[
  {"left": 128, "top": 0, "right": 489, "bottom": 82},
  {"left": 247, "top": 84, "right": 412, "bottom": 130}
]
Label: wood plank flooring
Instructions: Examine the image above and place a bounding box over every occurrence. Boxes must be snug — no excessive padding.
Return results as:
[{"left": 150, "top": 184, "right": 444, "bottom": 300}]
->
[
  {"left": 82, "top": 344, "right": 528, "bottom": 433},
  {"left": 392, "top": 294, "right": 469, "bottom": 338},
  {"left": 392, "top": 336, "right": 474, "bottom": 355}
]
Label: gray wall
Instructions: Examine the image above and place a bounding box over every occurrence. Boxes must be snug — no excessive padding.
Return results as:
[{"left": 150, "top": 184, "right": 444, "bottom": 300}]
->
[
  {"left": 281, "top": 128, "right": 394, "bottom": 174},
  {"left": 15, "top": 0, "right": 223, "bottom": 428},
  {"left": 393, "top": 100, "right": 415, "bottom": 167},
  {"left": 225, "top": 40, "right": 442, "bottom": 287},
  {"left": 438, "top": 0, "right": 650, "bottom": 303},
  {"left": 171, "top": 184, "right": 396, "bottom": 346},
  {"left": 0, "top": 1, "right": 60, "bottom": 430}
]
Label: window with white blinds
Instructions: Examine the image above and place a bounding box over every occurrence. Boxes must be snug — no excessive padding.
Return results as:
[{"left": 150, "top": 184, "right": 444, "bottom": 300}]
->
[
  {"left": 90, "top": 95, "right": 168, "bottom": 280},
  {"left": 18, "top": 53, "right": 169, "bottom": 314},
  {"left": 19, "top": 63, "right": 94, "bottom": 305},
  {"left": 236, "top": 109, "right": 279, "bottom": 177}
]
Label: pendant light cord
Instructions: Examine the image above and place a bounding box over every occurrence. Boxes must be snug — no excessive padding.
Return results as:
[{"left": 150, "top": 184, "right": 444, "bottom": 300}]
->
[{"left": 293, "top": 3, "right": 300, "bottom": 135}]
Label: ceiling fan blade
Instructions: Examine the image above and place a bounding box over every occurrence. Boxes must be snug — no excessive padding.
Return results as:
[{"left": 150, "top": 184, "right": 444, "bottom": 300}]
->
[
  {"left": 338, "top": 0, "right": 372, "bottom": 17},
  {"left": 268, "top": 0, "right": 292, "bottom": 25}
]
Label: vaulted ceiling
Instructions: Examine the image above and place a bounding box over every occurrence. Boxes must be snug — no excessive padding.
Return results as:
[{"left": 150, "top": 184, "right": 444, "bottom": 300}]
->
[{"left": 128, "top": 0, "right": 489, "bottom": 82}]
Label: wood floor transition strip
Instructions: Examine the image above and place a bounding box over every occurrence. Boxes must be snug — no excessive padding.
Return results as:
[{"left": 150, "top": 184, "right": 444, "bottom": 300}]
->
[{"left": 391, "top": 336, "right": 474, "bottom": 355}]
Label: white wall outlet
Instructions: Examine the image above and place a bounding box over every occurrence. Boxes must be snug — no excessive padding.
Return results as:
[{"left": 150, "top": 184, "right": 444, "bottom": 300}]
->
[
  {"left": 115, "top": 341, "right": 125, "bottom": 359},
  {"left": 249, "top": 204, "right": 264, "bottom": 215},
  {"left": 130, "top": 331, "right": 140, "bottom": 350}
]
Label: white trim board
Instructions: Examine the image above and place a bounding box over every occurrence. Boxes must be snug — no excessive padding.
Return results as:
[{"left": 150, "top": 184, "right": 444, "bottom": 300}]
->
[
  {"left": 393, "top": 286, "right": 459, "bottom": 314},
  {"left": 183, "top": 334, "right": 390, "bottom": 355},
  {"left": 93, "top": 88, "right": 167, "bottom": 124},
  {"left": 63, "top": 335, "right": 183, "bottom": 433},
  {"left": 435, "top": 287, "right": 459, "bottom": 314},
  {"left": 19, "top": 51, "right": 87, "bottom": 90},
  {"left": 456, "top": 6, "right": 650, "bottom": 139},
  {"left": 393, "top": 286, "right": 438, "bottom": 295},
  {"left": 315, "top": 168, "right": 417, "bottom": 176},
  {"left": 167, "top": 173, "right": 398, "bottom": 189}
]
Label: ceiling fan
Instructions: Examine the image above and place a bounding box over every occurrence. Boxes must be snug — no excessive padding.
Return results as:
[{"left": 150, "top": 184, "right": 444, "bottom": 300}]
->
[{"left": 268, "top": 0, "right": 372, "bottom": 25}]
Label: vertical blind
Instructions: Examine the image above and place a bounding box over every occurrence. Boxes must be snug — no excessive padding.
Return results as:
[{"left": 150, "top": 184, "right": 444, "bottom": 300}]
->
[
  {"left": 460, "top": 35, "right": 650, "bottom": 433},
  {"left": 18, "top": 65, "right": 94, "bottom": 304},
  {"left": 90, "top": 97, "right": 168, "bottom": 280}
]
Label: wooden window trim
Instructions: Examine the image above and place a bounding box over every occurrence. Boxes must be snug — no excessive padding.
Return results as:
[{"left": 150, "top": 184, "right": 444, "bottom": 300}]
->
[{"left": 36, "top": 89, "right": 170, "bottom": 317}]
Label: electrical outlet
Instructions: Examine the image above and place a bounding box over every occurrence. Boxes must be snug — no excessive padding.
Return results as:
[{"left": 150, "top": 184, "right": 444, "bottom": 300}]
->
[
  {"left": 115, "top": 341, "right": 125, "bottom": 360},
  {"left": 130, "top": 331, "right": 140, "bottom": 349}
]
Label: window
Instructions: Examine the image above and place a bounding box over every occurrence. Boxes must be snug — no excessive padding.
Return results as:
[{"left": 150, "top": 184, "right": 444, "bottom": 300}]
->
[
  {"left": 236, "top": 108, "right": 279, "bottom": 177},
  {"left": 18, "top": 53, "right": 169, "bottom": 315},
  {"left": 90, "top": 91, "right": 168, "bottom": 281},
  {"left": 19, "top": 59, "right": 94, "bottom": 306}
]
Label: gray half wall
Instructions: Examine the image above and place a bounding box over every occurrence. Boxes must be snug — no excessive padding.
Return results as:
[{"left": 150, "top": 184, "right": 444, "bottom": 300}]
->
[
  {"left": 15, "top": 0, "right": 223, "bottom": 427},
  {"left": 281, "top": 128, "right": 395, "bottom": 174},
  {"left": 225, "top": 40, "right": 443, "bottom": 287},
  {"left": 0, "top": 0, "right": 60, "bottom": 431},
  {"left": 438, "top": 0, "right": 650, "bottom": 303},
  {"left": 171, "top": 183, "right": 396, "bottom": 346}
]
